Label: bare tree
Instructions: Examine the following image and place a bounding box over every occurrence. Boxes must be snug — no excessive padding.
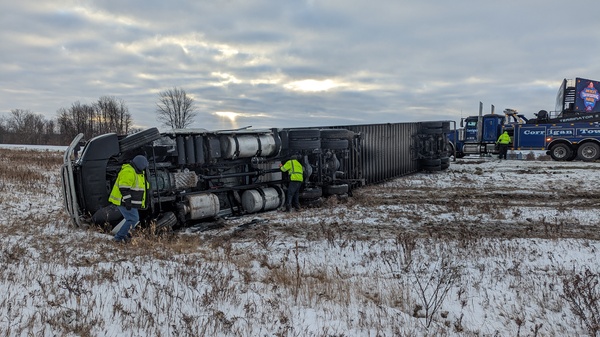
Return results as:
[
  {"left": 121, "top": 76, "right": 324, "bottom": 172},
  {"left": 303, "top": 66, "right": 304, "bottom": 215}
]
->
[
  {"left": 95, "top": 96, "right": 132, "bottom": 134},
  {"left": 7, "top": 109, "right": 46, "bottom": 144},
  {"left": 156, "top": 87, "right": 197, "bottom": 129},
  {"left": 1, "top": 109, "right": 62, "bottom": 144},
  {"left": 57, "top": 107, "right": 77, "bottom": 144},
  {"left": 56, "top": 101, "right": 95, "bottom": 141}
]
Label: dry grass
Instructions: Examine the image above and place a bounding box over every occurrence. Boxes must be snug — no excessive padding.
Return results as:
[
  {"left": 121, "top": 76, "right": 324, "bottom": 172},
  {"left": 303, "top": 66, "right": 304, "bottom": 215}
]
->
[{"left": 0, "top": 148, "right": 599, "bottom": 336}]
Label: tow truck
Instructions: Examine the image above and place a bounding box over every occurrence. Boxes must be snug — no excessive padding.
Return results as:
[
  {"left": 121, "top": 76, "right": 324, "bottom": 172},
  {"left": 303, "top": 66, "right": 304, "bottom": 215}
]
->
[{"left": 448, "top": 77, "right": 600, "bottom": 161}]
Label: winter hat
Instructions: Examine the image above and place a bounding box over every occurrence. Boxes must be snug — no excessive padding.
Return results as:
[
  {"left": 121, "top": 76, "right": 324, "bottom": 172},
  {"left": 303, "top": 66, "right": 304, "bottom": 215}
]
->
[{"left": 132, "top": 155, "right": 149, "bottom": 171}]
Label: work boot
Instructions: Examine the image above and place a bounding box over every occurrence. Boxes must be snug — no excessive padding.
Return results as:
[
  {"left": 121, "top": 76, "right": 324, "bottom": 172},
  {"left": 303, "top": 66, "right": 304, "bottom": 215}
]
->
[
  {"left": 294, "top": 205, "right": 302, "bottom": 211},
  {"left": 284, "top": 205, "right": 291, "bottom": 212}
]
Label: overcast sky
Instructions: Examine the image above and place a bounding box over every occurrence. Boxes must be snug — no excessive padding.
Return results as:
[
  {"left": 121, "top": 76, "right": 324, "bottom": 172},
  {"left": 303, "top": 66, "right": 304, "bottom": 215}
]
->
[{"left": 2, "top": 0, "right": 600, "bottom": 132}]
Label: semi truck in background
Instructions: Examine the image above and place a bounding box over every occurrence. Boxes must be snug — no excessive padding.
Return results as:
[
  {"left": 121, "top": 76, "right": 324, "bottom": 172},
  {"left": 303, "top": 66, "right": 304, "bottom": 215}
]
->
[
  {"left": 62, "top": 120, "right": 451, "bottom": 231},
  {"left": 448, "top": 77, "right": 600, "bottom": 161}
]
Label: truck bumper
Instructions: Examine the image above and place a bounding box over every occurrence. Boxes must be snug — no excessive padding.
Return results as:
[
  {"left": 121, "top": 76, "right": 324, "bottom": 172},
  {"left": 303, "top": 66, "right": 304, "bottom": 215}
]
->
[{"left": 61, "top": 133, "right": 84, "bottom": 227}]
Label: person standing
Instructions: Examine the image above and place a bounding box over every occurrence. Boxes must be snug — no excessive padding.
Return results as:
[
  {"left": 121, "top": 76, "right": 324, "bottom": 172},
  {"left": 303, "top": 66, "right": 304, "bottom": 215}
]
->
[
  {"left": 280, "top": 155, "right": 304, "bottom": 212},
  {"left": 109, "top": 155, "right": 149, "bottom": 242},
  {"left": 496, "top": 131, "right": 511, "bottom": 160}
]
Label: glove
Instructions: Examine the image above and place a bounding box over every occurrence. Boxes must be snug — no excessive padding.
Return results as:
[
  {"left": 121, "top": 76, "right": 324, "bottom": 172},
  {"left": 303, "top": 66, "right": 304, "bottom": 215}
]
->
[
  {"left": 120, "top": 187, "right": 132, "bottom": 210},
  {"left": 123, "top": 198, "right": 132, "bottom": 210}
]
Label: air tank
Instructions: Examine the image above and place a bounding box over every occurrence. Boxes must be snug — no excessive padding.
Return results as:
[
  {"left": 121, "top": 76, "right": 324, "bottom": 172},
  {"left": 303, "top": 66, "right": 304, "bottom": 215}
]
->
[
  {"left": 221, "top": 134, "right": 279, "bottom": 159},
  {"left": 185, "top": 194, "right": 220, "bottom": 220},
  {"left": 241, "top": 187, "right": 284, "bottom": 213}
]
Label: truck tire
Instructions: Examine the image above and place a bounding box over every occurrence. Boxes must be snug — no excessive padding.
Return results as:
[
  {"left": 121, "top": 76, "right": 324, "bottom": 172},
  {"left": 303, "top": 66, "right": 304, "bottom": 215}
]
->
[
  {"left": 289, "top": 139, "right": 321, "bottom": 150},
  {"left": 289, "top": 129, "right": 320, "bottom": 139},
  {"left": 323, "top": 184, "right": 349, "bottom": 195},
  {"left": 320, "top": 129, "right": 353, "bottom": 139},
  {"left": 300, "top": 186, "right": 322, "bottom": 200},
  {"left": 288, "top": 129, "right": 321, "bottom": 150},
  {"left": 421, "top": 121, "right": 443, "bottom": 128},
  {"left": 577, "top": 142, "right": 600, "bottom": 161},
  {"left": 119, "top": 127, "right": 161, "bottom": 153},
  {"left": 155, "top": 211, "right": 177, "bottom": 231},
  {"left": 422, "top": 165, "right": 442, "bottom": 172},
  {"left": 321, "top": 139, "right": 349, "bottom": 150},
  {"left": 442, "top": 122, "right": 451, "bottom": 133},
  {"left": 441, "top": 157, "right": 450, "bottom": 169},
  {"left": 422, "top": 128, "right": 443, "bottom": 135},
  {"left": 421, "top": 121, "right": 443, "bottom": 135},
  {"left": 421, "top": 158, "right": 441, "bottom": 166},
  {"left": 549, "top": 143, "right": 573, "bottom": 161},
  {"left": 567, "top": 151, "right": 578, "bottom": 161}
]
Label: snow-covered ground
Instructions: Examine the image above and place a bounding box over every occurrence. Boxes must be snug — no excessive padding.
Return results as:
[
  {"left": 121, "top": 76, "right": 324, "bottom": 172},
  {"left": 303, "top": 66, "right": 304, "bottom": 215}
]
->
[{"left": 1, "top": 147, "right": 599, "bottom": 336}]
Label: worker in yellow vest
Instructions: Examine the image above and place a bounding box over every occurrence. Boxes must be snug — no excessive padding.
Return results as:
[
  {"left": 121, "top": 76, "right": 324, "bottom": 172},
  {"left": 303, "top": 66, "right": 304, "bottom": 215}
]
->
[
  {"left": 280, "top": 154, "right": 304, "bottom": 212},
  {"left": 496, "top": 131, "right": 511, "bottom": 160},
  {"left": 109, "top": 155, "right": 149, "bottom": 242}
]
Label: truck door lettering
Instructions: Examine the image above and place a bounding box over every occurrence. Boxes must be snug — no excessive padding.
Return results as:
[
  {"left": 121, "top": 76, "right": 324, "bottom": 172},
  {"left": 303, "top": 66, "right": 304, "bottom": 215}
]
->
[
  {"left": 547, "top": 129, "right": 574, "bottom": 136},
  {"left": 522, "top": 130, "right": 546, "bottom": 136},
  {"left": 578, "top": 128, "right": 600, "bottom": 136}
]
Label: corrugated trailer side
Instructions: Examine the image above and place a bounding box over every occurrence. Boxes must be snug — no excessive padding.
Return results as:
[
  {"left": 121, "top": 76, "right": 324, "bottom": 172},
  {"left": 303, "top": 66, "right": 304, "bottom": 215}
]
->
[{"left": 342, "top": 122, "right": 420, "bottom": 186}]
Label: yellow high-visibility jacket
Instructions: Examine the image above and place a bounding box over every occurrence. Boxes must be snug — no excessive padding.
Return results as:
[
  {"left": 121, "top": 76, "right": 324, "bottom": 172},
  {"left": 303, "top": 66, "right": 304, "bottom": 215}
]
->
[
  {"left": 109, "top": 164, "right": 148, "bottom": 209},
  {"left": 280, "top": 159, "right": 304, "bottom": 182},
  {"left": 497, "top": 132, "right": 511, "bottom": 145}
]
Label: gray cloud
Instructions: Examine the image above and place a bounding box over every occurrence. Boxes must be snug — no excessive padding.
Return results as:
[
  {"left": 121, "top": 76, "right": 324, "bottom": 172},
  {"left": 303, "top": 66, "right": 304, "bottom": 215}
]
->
[{"left": 1, "top": 0, "right": 600, "bottom": 134}]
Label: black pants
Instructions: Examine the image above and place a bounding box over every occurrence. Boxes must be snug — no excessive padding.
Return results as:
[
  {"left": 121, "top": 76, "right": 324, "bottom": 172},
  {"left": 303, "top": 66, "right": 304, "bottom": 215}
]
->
[
  {"left": 498, "top": 144, "right": 508, "bottom": 159},
  {"left": 286, "top": 181, "right": 302, "bottom": 209}
]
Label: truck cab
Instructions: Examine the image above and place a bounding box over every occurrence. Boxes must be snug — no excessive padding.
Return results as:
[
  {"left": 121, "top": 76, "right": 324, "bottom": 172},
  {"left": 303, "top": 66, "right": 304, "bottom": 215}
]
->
[{"left": 448, "top": 113, "right": 506, "bottom": 158}]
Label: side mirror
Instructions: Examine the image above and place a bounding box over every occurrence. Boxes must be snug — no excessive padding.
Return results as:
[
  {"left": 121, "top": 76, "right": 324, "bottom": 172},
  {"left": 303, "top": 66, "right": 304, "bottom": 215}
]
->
[{"left": 460, "top": 118, "right": 464, "bottom": 128}]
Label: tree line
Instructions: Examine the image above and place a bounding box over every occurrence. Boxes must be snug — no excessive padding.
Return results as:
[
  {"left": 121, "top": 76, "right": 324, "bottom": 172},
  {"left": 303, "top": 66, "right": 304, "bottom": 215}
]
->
[{"left": 0, "top": 87, "right": 197, "bottom": 146}]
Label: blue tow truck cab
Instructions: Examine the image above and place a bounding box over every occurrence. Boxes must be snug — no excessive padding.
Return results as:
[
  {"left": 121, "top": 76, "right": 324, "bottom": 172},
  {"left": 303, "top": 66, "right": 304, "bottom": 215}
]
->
[{"left": 448, "top": 77, "right": 600, "bottom": 161}]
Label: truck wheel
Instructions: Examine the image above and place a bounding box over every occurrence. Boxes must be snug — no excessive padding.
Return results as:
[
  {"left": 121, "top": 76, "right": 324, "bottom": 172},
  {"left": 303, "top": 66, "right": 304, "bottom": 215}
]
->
[
  {"left": 321, "top": 139, "right": 349, "bottom": 150},
  {"left": 300, "top": 186, "right": 322, "bottom": 200},
  {"left": 441, "top": 122, "right": 451, "bottom": 133},
  {"left": 549, "top": 143, "right": 573, "bottom": 161},
  {"left": 421, "top": 121, "right": 443, "bottom": 135},
  {"left": 422, "top": 128, "right": 443, "bottom": 135},
  {"left": 155, "top": 212, "right": 177, "bottom": 231},
  {"left": 577, "top": 143, "right": 600, "bottom": 161},
  {"left": 421, "top": 158, "right": 441, "bottom": 166},
  {"left": 421, "top": 121, "right": 443, "bottom": 128},
  {"left": 422, "top": 165, "right": 442, "bottom": 172},
  {"left": 289, "top": 129, "right": 320, "bottom": 139},
  {"left": 119, "top": 127, "right": 161, "bottom": 153},
  {"left": 289, "top": 139, "right": 321, "bottom": 150},
  {"left": 320, "top": 129, "right": 353, "bottom": 139},
  {"left": 288, "top": 129, "right": 320, "bottom": 150},
  {"left": 567, "top": 151, "right": 578, "bottom": 161},
  {"left": 441, "top": 157, "right": 450, "bottom": 169},
  {"left": 323, "top": 184, "right": 349, "bottom": 195}
]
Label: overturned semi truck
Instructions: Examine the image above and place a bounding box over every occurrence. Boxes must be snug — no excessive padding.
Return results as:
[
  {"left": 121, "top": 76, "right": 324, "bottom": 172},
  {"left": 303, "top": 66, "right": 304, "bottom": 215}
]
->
[{"left": 61, "top": 121, "right": 451, "bottom": 230}]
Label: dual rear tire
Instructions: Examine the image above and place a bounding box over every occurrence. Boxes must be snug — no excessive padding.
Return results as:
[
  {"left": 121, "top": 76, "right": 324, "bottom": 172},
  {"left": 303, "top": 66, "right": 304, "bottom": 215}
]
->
[{"left": 550, "top": 142, "right": 600, "bottom": 162}]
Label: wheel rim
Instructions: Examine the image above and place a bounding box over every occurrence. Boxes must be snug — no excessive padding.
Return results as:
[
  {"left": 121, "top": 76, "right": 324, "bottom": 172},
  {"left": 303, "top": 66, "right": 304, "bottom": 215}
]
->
[
  {"left": 581, "top": 145, "right": 598, "bottom": 160},
  {"left": 553, "top": 145, "right": 570, "bottom": 160}
]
